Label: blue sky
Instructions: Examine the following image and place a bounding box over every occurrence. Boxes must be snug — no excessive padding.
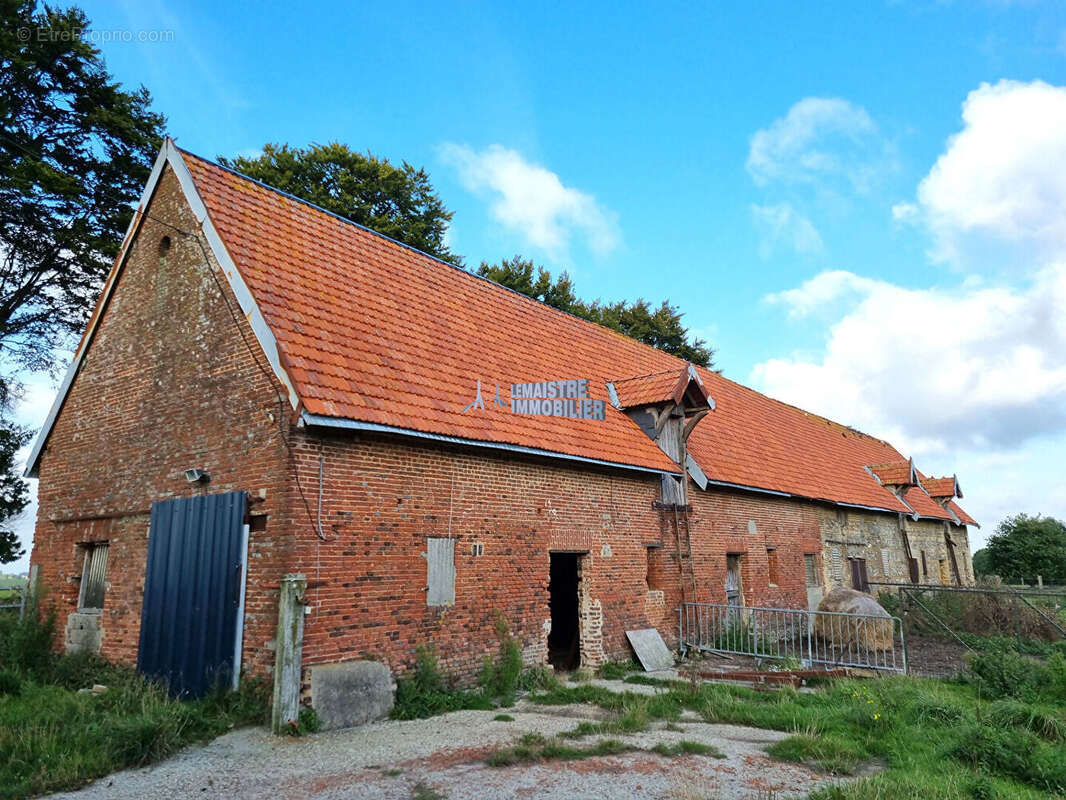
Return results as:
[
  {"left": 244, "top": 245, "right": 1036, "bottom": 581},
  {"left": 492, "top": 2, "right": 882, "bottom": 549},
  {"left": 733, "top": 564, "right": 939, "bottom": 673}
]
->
[{"left": 10, "top": 0, "right": 1066, "bottom": 571}]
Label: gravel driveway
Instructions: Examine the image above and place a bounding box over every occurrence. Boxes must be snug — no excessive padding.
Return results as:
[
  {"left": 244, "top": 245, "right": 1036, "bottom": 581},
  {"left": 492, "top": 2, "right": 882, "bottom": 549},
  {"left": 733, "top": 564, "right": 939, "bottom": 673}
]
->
[{"left": 48, "top": 682, "right": 850, "bottom": 800}]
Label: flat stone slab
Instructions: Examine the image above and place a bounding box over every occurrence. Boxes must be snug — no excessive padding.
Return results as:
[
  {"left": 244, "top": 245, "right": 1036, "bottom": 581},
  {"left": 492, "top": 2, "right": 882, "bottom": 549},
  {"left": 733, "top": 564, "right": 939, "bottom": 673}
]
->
[
  {"left": 626, "top": 627, "right": 674, "bottom": 671},
  {"left": 310, "top": 660, "right": 395, "bottom": 731}
]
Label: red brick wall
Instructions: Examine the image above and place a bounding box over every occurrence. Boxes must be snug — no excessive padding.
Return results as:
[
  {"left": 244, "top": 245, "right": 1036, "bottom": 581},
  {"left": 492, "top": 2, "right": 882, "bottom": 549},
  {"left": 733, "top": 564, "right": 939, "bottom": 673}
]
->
[
  {"left": 688, "top": 487, "right": 823, "bottom": 609},
  {"left": 28, "top": 164, "right": 837, "bottom": 688},
  {"left": 30, "top": 165, "right": 297, "bottom": 675},
  {"left": 286, "top": 428, "right": 665, "bottom": 678},
  {"left": 284, "top": 428, "right": 825, "bottom": 681}
]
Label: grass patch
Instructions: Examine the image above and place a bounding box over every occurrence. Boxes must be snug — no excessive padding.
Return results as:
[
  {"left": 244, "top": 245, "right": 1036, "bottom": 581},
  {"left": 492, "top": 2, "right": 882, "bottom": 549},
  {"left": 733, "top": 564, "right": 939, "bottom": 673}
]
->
[
  {"left": 0, "top": 612, "right": 268, "bottom": 800},
  {"left": 596, "top": 659, "right": 638, "bottom": 680},
  {"left": 526, "top": 657, "right": 1066, "bottom": 799},
  {"left": 411, "top": 782, "right": 447, "bottom": 800},
  {"left": 493, "top": 713, "right": 515, "bottom": 722},
  {"left": 650, "top": 740, "right": 725, "bottom": 758},
  {"left": 487, "top": 733, "right": 633, "bottom": 766}
]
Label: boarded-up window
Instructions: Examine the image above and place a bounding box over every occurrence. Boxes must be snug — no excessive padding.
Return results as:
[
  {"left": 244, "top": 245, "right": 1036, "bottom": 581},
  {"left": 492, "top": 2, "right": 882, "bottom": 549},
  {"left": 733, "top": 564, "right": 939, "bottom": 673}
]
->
[
  {"left": 766, "top": 547, "right": 780, "bottom": 585},
  {"left": 79, "top": 543, "right": 109, "bottom": 611},
  {"left": 881, "top": 548, "right": 892, "bottom": 576},
  {"left": 804, "top": 554, "right": 819, "bottom": 587},
  {"left": 660, "top": 474, "right": 683, "bottom": 506},
  {"left": 645, "top": 545, "right": 666, "bottom": 591},
  {"left": 426, "top": 538, "right": 455, "bottom": 606},
  {"left": 830, "top": 547, "right": 843, "bottom": 582}
]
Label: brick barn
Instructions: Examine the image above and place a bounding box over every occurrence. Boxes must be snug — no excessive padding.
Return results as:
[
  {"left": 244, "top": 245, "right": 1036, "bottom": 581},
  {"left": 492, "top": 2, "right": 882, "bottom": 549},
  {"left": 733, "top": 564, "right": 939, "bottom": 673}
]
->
[{"left": 26, "top": 140, "right": 976, "bottom": 694}]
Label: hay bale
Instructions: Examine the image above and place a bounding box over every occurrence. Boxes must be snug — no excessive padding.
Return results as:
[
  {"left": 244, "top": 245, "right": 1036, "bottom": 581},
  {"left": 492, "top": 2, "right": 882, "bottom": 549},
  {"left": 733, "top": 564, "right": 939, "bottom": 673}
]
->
[{"left": 815, "top": 587, "right": 894, "bottom": 651}]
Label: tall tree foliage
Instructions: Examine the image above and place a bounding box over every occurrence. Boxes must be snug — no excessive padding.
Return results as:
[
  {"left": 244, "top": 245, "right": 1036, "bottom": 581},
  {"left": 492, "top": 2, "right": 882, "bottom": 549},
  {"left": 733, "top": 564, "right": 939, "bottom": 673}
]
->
[
  {"left": 0, "top": 1, "right": 165, "bottom": 380},
  {"left": 978, "top": 514, "right": 1066, "bottom": 584},
  {"left": 477, "top": 256, "right": 715, "bottom": 368},
  {"left": 0, "top": 2, "right": 163, "bottom": 562},
  {"left": 0, "top": 422, "right": 28, "bottom": 563},
  {"left": 220, "top": 143, "right": 462, "bottom": 266}
]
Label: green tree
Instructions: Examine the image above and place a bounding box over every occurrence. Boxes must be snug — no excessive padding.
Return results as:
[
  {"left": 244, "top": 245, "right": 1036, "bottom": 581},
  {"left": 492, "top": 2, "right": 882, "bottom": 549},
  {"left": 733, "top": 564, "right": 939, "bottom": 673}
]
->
[
  {"left": 981, "top": 514, "right": 1066, "bottom": 584},
  {"left": 220, "top": 143, "right": 461, "bottom": 266},
  {"left": 0, "top": 1, "right": 165, "bottom": 380},
  {"left": 0, "top": 421, "right": 29, "bottom": 563},
  {"left": 477, "top": 256, "right": 715, "bottom": 368},
  {"left": 971, "top": 547, "right": 991, "bottom": 577}
]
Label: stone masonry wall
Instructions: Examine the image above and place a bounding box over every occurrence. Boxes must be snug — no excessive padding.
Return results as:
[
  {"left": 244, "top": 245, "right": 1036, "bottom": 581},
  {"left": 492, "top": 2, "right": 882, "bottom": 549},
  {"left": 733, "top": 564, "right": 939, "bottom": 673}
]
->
[{"left": 817, "top": 506, "right": 973, "bottom": 590}]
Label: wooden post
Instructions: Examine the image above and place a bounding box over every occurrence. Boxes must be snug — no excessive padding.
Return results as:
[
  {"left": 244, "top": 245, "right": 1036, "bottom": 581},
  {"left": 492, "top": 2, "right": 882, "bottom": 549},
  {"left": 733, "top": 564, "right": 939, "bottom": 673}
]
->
[
  {"left": 20, "top": 564, "right": 40, "bottom": 621},
  {"left": 271, "top": 573, "right": 307, "bottom": 735}
]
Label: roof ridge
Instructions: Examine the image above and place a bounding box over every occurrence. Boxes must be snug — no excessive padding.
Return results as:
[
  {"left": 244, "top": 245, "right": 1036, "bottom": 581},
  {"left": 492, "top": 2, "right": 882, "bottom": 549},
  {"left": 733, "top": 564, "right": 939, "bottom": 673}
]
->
[
  {"left": 176, "top": 146, "right": 695, "bottom": 372},
  {"left": 693, "top": 363, "right": 899, "bottom": 451}
]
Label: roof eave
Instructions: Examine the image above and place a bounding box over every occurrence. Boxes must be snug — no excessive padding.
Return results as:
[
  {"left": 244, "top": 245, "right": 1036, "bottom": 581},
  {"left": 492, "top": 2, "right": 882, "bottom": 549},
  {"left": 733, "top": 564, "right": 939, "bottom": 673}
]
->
[{"left": 299, "top": 412, "right": 683, "bottom": 477}]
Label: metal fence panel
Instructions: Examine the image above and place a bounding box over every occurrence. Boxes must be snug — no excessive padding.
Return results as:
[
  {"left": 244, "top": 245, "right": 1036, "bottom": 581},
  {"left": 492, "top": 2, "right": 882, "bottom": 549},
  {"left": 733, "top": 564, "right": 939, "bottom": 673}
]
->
[{"left": 680, "top": 602, "right": 906, "bottom": 674}]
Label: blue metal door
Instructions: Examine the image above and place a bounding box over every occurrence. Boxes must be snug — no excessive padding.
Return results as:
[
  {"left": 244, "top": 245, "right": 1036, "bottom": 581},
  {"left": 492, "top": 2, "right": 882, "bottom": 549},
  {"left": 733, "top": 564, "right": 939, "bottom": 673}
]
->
[{"left": 137, "top": 491, "right": 247, "bottom": 698}]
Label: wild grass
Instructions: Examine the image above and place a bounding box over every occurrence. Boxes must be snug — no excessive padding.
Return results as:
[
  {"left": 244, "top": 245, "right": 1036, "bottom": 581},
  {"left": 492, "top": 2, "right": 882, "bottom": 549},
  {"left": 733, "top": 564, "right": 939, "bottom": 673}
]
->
[
  {"left": 0, "top": 611, "right": 268, "bottom": 799},
  {"left": 526, "top": 650, "right": 1066, "bottom": 799}
]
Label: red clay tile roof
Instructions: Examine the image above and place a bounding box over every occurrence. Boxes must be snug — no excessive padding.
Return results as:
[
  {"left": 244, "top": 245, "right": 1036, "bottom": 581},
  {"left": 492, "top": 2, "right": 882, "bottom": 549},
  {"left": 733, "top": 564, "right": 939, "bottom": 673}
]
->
[
  {"left": 921, "top": 476, "right": 958, "bottom": 498},
  {"left": 609, "top": 366, "right": 712, "bottom": 410},
  {"left": 610, "top": 369, "right": 687, "bottom": 408},
  {"left": 179, "top": 149, "right": 975, "bottom": 525},
  {"left": 868, "top": 461, "right": 916, "bottom": 487}
]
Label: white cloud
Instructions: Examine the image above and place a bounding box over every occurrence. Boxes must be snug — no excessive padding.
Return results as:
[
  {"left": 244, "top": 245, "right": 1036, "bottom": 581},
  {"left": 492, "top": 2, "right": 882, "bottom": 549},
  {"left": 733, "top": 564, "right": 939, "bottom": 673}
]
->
[
  {"left": 747, "top": 97, "right": 889, "bottom": 193},
  {"left": 440, "top": 143, "right": 619, "bottom": 258},
  {"left": 753, "top": 265, "right": 1066, "bottom": 456},
  {"left": 903, "top": 80, "right": 1066, "bottom": 264},
  {"left": 751, "top": 203, "right": 825, "bottom": 258}
]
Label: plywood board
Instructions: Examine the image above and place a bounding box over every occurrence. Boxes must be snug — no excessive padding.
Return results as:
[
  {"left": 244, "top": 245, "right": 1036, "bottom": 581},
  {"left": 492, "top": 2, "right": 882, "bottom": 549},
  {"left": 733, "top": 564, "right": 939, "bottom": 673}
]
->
[{"left": 626, "top": 628, "right": 674, "bottom": 671}]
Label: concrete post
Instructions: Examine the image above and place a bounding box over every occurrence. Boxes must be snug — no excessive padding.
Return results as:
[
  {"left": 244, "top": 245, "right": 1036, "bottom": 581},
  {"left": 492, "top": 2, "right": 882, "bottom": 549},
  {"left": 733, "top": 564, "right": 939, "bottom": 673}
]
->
[{"left": 271, "top": 573, "right": 307, "bottom": 735}]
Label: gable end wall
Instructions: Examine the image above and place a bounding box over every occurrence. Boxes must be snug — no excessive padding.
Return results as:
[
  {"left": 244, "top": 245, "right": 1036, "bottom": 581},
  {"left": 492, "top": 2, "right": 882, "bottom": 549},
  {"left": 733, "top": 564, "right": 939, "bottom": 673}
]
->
[{"left": 29, "top": 165, "right": 296, "bottom": 673}]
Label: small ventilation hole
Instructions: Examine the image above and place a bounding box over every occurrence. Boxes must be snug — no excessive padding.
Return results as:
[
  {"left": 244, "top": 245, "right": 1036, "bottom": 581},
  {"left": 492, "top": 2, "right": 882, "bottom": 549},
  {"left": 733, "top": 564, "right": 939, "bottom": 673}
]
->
[{"left": 158, "top": 235, "right": 171, "bottom": 259}]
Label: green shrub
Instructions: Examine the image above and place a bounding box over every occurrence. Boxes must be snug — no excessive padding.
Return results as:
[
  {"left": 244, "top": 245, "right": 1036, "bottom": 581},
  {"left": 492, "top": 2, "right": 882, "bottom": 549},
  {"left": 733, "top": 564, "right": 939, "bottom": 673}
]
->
[
  {"left": 392, "top": 647, "right": 492, "bottom": 720},
  {"left": 478, "top": 614, "right": 524, "bottom": 705},
  {"left": 0, "top": 608, "right": 57, "bottom": 678},
  {"left": 284, "top": 706, "right": 321, "bottom": 736},
  {"left": 965, "top": 650, "right": 1044, "bottom": 701},
  {"left": 517, "top": 664, "right": 558, "bottom": 692},
  {"left": 950, "top": 722, "right": 1066, "bottom": 793},
  {"left": 0, "top": 669, "right": 21, "bottom": 696}
]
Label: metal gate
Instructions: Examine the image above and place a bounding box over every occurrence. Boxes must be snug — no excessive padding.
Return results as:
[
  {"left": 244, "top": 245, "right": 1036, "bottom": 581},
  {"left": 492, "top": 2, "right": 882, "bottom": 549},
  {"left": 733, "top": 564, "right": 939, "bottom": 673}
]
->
[
  {"left": 681, "top": 602, "right": 907, "bottom": 673},
  {"left": 137, "top": 491, "right": 249, "bottom": 698}
]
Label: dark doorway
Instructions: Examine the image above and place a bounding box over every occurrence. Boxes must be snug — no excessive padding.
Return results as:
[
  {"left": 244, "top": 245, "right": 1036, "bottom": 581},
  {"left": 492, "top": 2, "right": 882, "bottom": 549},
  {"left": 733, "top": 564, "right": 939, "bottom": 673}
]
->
[{"left": 548, "top": 553, "right": 580, "bottom": 670}]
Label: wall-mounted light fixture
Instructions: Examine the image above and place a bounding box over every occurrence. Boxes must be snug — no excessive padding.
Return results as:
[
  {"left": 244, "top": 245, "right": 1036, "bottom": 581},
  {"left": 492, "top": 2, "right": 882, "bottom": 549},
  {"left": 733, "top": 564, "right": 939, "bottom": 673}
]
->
[{"left": 184, "top": 468, "right": 210, "bottom": 484}]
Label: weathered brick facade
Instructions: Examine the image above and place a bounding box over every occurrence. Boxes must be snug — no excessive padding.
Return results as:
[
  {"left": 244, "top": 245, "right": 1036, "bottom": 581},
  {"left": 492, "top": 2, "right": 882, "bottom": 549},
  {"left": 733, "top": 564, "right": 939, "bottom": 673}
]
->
[
  {"left": 27, "top": 153, "right": 975, "bottom": 694},
  {"left": 30, "top": 166, "right": 296, "bottom": 676}
]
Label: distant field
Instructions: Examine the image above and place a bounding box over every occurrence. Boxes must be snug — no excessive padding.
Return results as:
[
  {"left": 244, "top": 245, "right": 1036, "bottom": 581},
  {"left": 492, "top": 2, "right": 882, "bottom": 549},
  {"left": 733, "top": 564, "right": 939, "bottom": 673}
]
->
[{"left": 0, "top": 575, "right": 27, "bottom": 605}]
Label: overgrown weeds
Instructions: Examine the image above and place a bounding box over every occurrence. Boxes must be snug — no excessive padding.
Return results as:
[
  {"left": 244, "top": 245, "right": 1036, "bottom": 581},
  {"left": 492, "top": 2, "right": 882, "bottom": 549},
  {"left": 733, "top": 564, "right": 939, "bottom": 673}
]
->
[
  {"left": 525, "top": 660, "right": 1066, "bottom": 798},
  {"left": 392, "top": 614, "right": 553, "bottom": 720},
  {"left": 0, "top": 611, "right": 268, "bottom": 800}
]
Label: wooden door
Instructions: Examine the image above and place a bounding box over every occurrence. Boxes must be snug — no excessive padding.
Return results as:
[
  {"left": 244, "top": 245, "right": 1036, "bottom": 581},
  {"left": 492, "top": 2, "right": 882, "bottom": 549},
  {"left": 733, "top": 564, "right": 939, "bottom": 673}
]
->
[{"left": 848, "top": 557, "right": 870, "bottom": 593}]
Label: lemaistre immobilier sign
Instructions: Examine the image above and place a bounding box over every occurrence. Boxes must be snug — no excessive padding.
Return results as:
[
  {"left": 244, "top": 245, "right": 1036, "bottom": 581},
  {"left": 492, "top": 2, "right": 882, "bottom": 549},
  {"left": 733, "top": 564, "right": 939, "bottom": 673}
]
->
[{"left": 461, "top": 379, "right": 606, "bottom": 420}]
